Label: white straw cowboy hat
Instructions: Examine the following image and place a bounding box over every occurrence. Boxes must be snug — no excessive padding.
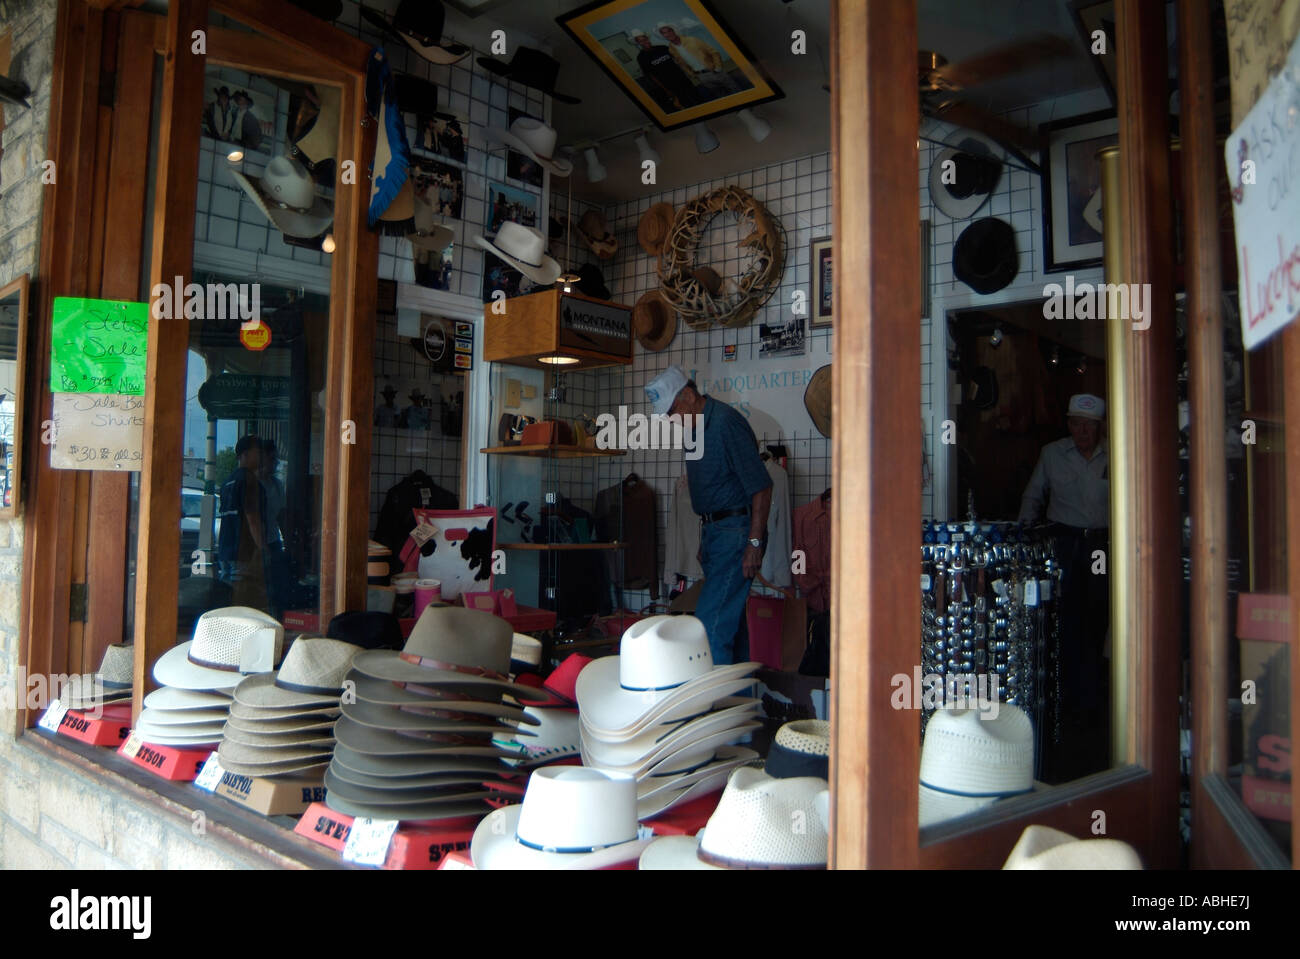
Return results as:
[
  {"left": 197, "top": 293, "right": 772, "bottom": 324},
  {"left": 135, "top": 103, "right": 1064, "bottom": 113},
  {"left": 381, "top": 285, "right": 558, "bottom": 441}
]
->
[
  {"left": 230, "top": 154, "right": 334, "bottom": 239},
  {"left": 919, "top": 705, "right": 1034, "bottom": 827},
  {"left": 474, "top": 221, "right": 562, "bottom": 286},
  {"left": 153, "top": 607, "right": 284, "bottom": 691},
  {"left": 484, "top": 117, "right": 573, "bottom": 177},
  {"left": 1002, "top": 825, "right": 1143, "bottom": 869},
  {"left": 765, "top": 719, "right": 830, "bottom": 780},
  {"left": 471, "top": 767, "right": 653, "bottom": 870},
  {"left": 636, "top": 745, "right": 757, "bottom": 802},
  {"left": 581, "top": 698, "right": 761, "bottom": 769},
  {"left": 138, "top": 707, "right": 229, "bottom": 727},
  {"left": 574, "top": 615, "right": 758, "bottom": 735},
  {"left": 639, "top": 767, "right": 831, "bottom": 870},
  {"left": 495, "top": 706, "right": 582, "bottom": 767},
  {"left": 231, "top": 637, "right": 361, "bottom": 714}
]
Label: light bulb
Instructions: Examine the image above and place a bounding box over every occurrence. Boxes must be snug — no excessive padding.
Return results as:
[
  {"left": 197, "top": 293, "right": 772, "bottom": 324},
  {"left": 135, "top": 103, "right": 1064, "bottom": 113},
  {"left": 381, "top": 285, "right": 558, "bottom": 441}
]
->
[
  {"left": 321, "top": 234, "right": 336, "bottom": 254},
  {"left": 227, "top": 150, "right": 244, "bottom": 163}
]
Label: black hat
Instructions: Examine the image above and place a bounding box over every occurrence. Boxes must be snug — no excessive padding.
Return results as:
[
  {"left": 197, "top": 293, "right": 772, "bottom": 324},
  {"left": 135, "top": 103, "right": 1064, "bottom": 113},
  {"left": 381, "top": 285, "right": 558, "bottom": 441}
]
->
[
  {"left": 929, "top": 134, "right": 1002, "bottom": 220},
  {"left": 362, "top": 0, "right": 469, "bottom": 66},
  {"left": 953, "top": 218, "right": 1018, "bottom": 295},
  {"left": 394, "top": 72, "right": 457, "bottom": 121},
  {"left": 967, "top": 365, "right": 999, "bottom": 410},
  {"left": 0, "top": 74, "right": 31, "bottom": 110},
  {"left": 574, "top": 263, "right": 610, "bottom": 300},
  {"left": 477, "top": 46, "right": 581, "bottom": 105},
  {"left": 326, "top": 611, "right": 404, "bottom": 651}
]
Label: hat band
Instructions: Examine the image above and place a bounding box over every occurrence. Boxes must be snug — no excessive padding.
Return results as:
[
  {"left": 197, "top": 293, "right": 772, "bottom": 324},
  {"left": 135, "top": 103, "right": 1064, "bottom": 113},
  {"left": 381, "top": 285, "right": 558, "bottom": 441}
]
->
[
  {"left": 491, "top": 242, "right": 545, "bottom": 269},
  {"left": 646, "top": 752, "right": 716, "bottom": 779},
  {"left": 275, "top": 678, "right": 344, "bottom": 696},
  {"left": 399, "top": 651, "right": 509, "bottom": 682},
  {"left": 188, "top": 650, "right": 240, "bottom": 672},
  {"left": 919, "top": 780, "right": 1033, "bottom": 800},
  {"left": 619, "top": 678, "right": 688, "bottom": 693},
  {"left": 696, "top": 847, "right": 825, "bottom": 870},
  {"left": 514, "top": 833, "right": 636, "bottom": 855},
  {"left": 396, "top": 682, "right": 512, "bottom": 706}
]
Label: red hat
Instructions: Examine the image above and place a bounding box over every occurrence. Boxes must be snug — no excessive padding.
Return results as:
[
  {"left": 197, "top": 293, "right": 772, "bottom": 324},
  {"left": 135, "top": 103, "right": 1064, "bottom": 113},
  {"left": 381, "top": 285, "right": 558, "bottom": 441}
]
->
[{"left": 514, "top": 653, "right": 592, "bottom": 708}]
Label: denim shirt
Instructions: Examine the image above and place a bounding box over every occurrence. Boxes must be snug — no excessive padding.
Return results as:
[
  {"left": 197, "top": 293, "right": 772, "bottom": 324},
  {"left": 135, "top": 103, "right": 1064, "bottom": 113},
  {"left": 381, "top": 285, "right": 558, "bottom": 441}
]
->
[{"left": 686, "top": 397, "right": 772, "bottom": 515}]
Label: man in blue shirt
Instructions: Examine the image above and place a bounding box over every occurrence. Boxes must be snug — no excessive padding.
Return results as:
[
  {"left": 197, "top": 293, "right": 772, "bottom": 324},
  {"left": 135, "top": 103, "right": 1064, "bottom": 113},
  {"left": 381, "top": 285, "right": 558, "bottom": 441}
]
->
[{"left": 647, "top": 365, "right": 772, "bottom": 664}]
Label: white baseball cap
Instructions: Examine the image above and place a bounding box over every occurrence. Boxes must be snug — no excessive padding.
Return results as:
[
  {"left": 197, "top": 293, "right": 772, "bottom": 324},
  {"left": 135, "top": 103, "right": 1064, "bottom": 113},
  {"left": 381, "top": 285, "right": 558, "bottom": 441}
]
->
[
  {"left": 628, "top": 28, "right": 648, "bottom": 39},
  {"left": 1067, "top": 393, "right": 1105, "bottom": 421},
  {"left": 646, "top": 365, "right": 689, "bottom": 416}
]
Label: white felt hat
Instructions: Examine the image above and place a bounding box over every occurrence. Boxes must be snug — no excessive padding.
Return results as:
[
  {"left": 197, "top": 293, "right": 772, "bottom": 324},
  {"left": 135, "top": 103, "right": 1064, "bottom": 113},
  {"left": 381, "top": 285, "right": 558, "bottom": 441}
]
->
[
  {"left": 580, "top": 698, "right": 760, "bottom": 768},
  {"left": 484, "top": 117, "right": 573, "bottom": 177},
  {"left": 153, "top": 607, "right": 284, "bottom": 691},
  {"left": 1002, "top": 825, "right": 1143, "bottom": 870},
  {"left": 918, "top": 705, "right": 1034, "bottom": 827},
  {"left": 473, "top": 221, "right": 561, "bottom": 286},
  {"left": 471, "top": 767, "right": 652, "bottom": 870}
]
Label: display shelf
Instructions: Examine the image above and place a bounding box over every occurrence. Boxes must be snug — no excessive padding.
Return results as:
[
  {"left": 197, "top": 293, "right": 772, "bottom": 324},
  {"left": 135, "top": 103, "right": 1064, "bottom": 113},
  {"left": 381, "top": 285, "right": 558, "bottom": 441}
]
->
[
  {"left": 499, "top": 542, "right": 626, "bottom": 551},
  {"left": 480, "top": 444, "right": 626, "bottom": 458}
]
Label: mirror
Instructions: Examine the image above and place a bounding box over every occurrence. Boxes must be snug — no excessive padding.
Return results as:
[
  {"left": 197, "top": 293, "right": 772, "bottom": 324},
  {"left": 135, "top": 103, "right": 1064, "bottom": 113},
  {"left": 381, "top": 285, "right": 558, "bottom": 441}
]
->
[{"left": 0, "top": 273, "right": 29, "bottom": 515}]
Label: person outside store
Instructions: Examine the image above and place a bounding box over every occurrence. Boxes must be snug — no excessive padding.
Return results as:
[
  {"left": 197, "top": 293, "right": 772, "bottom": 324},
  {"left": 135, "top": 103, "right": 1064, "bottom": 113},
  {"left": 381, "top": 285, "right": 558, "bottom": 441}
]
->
[
  {"left": 647, "top": 365, "right": 772, "bottom": 664},
  {"left": 217, "top": 434, "right": 269, "bottom": 610}
]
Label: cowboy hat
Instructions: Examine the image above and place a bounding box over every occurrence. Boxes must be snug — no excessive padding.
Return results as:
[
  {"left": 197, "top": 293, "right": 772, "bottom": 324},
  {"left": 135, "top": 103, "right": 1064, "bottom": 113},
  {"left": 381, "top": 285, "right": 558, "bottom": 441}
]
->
[
  {"left": 1002, "top": 825, "right": 1143, "bottom": 870},
  {"left": 349, "top": 672, "right": 537, "bottom": 723},
  {"left": 474, "top": 222, "right": 562, "bottom": 286},
  {"left": 322, "top": 768, "right": 495, "bottom": 807},
  {"left": 953, "top": 217, "right": 1018, "bottom": 295},
  {"left": 636, "top": 763, "right": 742, "bottom": 821},
  {"left": 231, "top": 637, "right": 361, "bottom": 713},
  {"left": 583, "top": 721, "right": 762, "bottom": 782},
  {"left": 321, "top": 791, "right": 490, "bottom": 823},
  {"left": 137, "top": 707, "right": 229, "bottom": 727},
  {"left": 476, "top": 46, "right": 581, "bottom": 105},
  {"left": 633, "top": 291, "right": 677, "bottom": 352},
  {"left": 571, "top": 263, "right": 611, "bottom": 301},
  {"left": 929, "top": 133, "right": 1003, "bottom": 220},
  {"left": 484, "top": 117, "right": 573, "bottom": 177},
  {"left": 217, "top": 740, "right": 334, "bottom": 771},
  {"left": 638, "top": 202, "right": 676, "bottom": 257},
  {"left": 471, "top": 767, "right": 652, "bottom": 869},
  {"left": 639, "top": 767, "right": 830, "bottom": 869},
  {"left": 804, "top": 365, "right": 832, "bottom": 438},
  {"left": 133, "top": 724, "right": 227, "bottom": 747},
  {"left": 326, "top": 762, "right": 515, "bottom": 793},
  {"left": 577, "top": 667, "right": 759, "bottom": 742},
  {"left": 339, "top": 698, "right": 531, "bottom": 736},
  {"left": 142, "top": 687, "right": 231, "bottom": 712},
  {"left": 216, "top": 755, "right": 331, "bottom": 780},
  {"left": 580, "top": 698, "right": 761, "bottom": 769},
  {"left": 393, "top": 72, "right": 456, "bottom": 120},
  {"left": 231, "top": 155, "right": 334, "bottom": 239},
  {"left": 330, "top": 741, "right": 511, "bottom": 780},
  {"left": 508, "top": 653, "right": 591, "bottom": 709},
  {"left": 361, "top": 1, "right": 469, "bottom": 66},
  {"left": 60, "top": 645, "right": 135, "bottom": 710},
  {"left": 224, "top": 713, "right": 337, "bottom": 736},
  {"left": 919, "top": 705, "right": 1034, "bottom": 827},
  {"left": 153, "top": 607, "right": 284, "bottom": 691},
  {"left": 293, "top": 83, "right": 341, "bottom": 166},
  {"left": 228, "top": 699, "right": 338, "bottom": 723},
  {"left": 765, "top": 719, "right": 830, "bottom": 780},
  {"left": 574, "top": 210, "right": 617, "bottom": 260},
  {"left": 220, "top": 725, "right": 334, "bottom": 750},
  {"left": 637, "top": 745, "right": 756, "bottom": 801},
  {"left": 574, "top": 616, "right": 759, "bottom": 736},
  {"left": 495, "top": 707, "right": 581, "bottom": 767}
]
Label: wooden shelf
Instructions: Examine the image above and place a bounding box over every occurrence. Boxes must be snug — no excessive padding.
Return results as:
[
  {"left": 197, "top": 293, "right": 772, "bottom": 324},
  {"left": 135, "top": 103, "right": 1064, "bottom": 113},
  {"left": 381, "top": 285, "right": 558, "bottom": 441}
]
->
[
  {"left": 499, "top": 542, "right": 625, "bottom": 551},
  {"left": 480, "top": 444, "right": 626, "bottom": 458}
]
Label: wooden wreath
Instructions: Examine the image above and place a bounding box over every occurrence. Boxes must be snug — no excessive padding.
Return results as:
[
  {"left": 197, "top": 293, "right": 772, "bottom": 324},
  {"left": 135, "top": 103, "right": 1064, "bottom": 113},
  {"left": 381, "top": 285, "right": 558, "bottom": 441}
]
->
[{"left": 657, "top": 185, "right": 786, "bottom": 330}]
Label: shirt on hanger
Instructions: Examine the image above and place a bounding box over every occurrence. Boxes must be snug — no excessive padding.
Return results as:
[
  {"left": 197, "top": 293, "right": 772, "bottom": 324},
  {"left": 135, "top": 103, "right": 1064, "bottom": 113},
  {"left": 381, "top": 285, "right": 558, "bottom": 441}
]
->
[
  {"left": 596, "top": 474, "right": 660, "bottom": 599},
  {"left": 665, "top": 472, "right": 703, "bottom": 586},
  {"left": 793, "top": 494, "right": 831, "bottom": 614},
  {"left": 760, "top": 459, "right": 793, "bottom": 588}
]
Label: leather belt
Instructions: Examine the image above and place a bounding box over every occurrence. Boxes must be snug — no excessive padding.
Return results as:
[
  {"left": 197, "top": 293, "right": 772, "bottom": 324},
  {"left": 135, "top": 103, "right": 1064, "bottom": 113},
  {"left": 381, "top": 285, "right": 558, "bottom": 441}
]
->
[{"left": 700, "top": 505, "right": 749, "bottom": 525}]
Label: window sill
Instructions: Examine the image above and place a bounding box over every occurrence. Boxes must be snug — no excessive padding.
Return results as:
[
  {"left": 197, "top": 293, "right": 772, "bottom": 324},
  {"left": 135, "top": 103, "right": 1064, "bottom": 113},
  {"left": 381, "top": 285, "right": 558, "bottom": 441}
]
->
[{"left": 19, "top": 729, "right": 348, "bottom": 870}]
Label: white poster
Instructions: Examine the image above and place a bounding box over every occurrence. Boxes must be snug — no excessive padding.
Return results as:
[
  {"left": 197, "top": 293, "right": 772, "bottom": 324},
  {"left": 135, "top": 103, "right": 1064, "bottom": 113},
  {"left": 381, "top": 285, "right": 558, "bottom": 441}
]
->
[{"left": 1225, "top": 32, "right": 1300, "bottom": 351}]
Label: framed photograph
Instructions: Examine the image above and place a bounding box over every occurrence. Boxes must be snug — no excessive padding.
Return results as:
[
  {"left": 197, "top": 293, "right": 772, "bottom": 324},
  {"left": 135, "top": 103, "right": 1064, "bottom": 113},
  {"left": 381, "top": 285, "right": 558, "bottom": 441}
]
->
[
  {"left": 411, "top": 157, "right": 465, "bottom": 221},
  {"left": 810, "top": 236, "right": 832, "bottom": 328},
  {"left": 203, "top": 82, "right": 275, "bottom": 152},
  {"left": 480, "top": 252, "right": 547, "bottom": 303},
  {"left": 759, "top": 316, "right": 805, "bottom": 358},
  {"left": 412, "top": 111, "right": 469, "bottom": 166},
  {"left": 506, "top": 108, "right": 546, "bottom": 188},
  {"left": 411, "top": 239, "right": 454, "bottom": 292},
  {"left": 484, "top": 180, "right": 539, "bottom": 236},
  {"left": 1040, "top": 111, "right": 1118, "bottom": 272},
  {"left": 557, "top": 0, "right": 784, "bottom": 132}
]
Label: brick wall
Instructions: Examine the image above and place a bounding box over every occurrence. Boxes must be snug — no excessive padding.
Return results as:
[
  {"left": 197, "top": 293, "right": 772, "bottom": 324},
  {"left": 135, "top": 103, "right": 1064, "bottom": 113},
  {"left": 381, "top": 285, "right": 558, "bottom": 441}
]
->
[{"left": 0, "top": 0, "right": 281, "bottom": 870}]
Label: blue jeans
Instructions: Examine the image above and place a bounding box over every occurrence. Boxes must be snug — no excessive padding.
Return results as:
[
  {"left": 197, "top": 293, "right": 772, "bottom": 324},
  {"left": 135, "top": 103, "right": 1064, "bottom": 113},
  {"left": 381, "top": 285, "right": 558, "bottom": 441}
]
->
[{"left": 695, "top": 514, "right": 753, "bottom": 665}]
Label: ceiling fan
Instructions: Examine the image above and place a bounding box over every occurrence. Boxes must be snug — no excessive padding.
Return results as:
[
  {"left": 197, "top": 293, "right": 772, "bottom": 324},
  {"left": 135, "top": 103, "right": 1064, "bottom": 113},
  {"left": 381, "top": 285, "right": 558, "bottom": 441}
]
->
[{"left": 917, "top": 34, "right": 1075, "bottom": 175}]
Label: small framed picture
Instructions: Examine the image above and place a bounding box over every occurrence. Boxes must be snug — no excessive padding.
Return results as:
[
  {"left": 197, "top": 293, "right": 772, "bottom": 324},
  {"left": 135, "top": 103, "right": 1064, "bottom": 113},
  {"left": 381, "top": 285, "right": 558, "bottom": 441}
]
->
[
  {"left": 412, "top": 111, "right": 469, "bottom": 166},
  {"left": 810, "top": 236, "right": 833, "bottom": 327},
  {"left": 1040, "top": 110, "right": 1118, "bottom": 272},
  {"left": 484, "top": 180, "right": 540, "bottom": 236}
]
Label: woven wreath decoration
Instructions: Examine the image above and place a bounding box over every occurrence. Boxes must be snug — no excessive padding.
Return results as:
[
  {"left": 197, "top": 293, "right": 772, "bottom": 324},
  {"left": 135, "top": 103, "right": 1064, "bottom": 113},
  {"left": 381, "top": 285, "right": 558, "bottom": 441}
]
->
[{"left": 657, "top": 185, "right": 786, "bottom": 330}]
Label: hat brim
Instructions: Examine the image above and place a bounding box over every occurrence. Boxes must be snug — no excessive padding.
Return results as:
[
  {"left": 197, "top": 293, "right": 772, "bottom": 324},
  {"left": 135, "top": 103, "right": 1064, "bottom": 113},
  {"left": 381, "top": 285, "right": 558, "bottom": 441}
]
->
[
  {"left": 483, "top": 127, "right": 574, "bottom": 177},
  {"left": 220, "top": 723, "right": 335, "bottom": 750},
  {"left": 359, "top": 8, "right": 470, "bottom": 65},
  {"left": 409, "top": 225, "right": 455, "bottom": 253},
  {"left": 929, "top": 146, "right": 998, "bottom": 221},
  {"left": 583, "top": 721, "right": 761, "bottom": 779},
  {"left": 637, "top": 767, "right": 732, "bottom": 820},
  {"left": 638, "top": 834, "right": 724, "bottom": 870},
  {"left": 581, "top": 698, "right": 760, "bottom": 768},
  {"left": 350, "top": 651, "right": 550, "bottom": 703},
  {"left": 340, "top": 699, "right": 534, "bottom": 736},
  {"left": 138, "top": 706, "right": 229, "bottom": 727},
  {"left": 143, "top": 687, "right": 232, "bottom": 711},
  {"left": 331, "top": 742, "right": 511, "bottom": 779},
  {"left": 473, "top": 235, "right": 562, "bottom": 286},
  {"left": 293, "top": 84, "right": 342, "bottom": 165},
  {"left": 918, "top": 783, "right": 1000, "bottom": 827},
  {"left": 474, "top": 58, "right": 581, "bottom": 104},
  {"left": 233, "top": 671, "right": 340, "bottom": 711},
  {"left": 637, "top": 745, "right": 757, "bottom": 801},
  {"left": 471, "top": 805, "right": 650, "bottom": 870},
  {"left": 633, "top": 292, "right": 677, "bottom": 352},
  {"left": 334, "top": 714, "right": 522, "bottom": 759},
  {"left": 804, "top": 365, "right": 832, "bottom": 438},
  {"left": 228, "top": 699, "right": 339, "bottom": 723},
  {"left": 153, "top": 641, "right": 250, "bottom": 691},
  {"left": 323, "top": 790, "right": 491, "bottom": 823},
  {"left": 350, "top": 673, "right": 537, "bottom": 724},
  {"left": 952, "top": 219, "right": 1019, "bottom": 295},
  {"left": 216, "top": 754, "right": 329, "bottom": 780},
  {"left": 327, "top": 762, "right": 515, "bottom": 793},
  {"left": 323, "top": 767, "right": 498, "bottom": 807},
  {"left": 574, "top": 657, "right": 759, "bottom": 735},
  {"left": 217, "top": 739, "right": 334, "bottom": 769},
  {"left": 134, "top": 723, "right": 224, "bottom": 747},
  {"left": 638, "top": 204, "right": 676, "bottom": 257},
  {"left": 230, "top": 167, "right": 334, "bottom": 239},
  {"left": 225, "top": 713, "right": 337, "bottom": 735}
]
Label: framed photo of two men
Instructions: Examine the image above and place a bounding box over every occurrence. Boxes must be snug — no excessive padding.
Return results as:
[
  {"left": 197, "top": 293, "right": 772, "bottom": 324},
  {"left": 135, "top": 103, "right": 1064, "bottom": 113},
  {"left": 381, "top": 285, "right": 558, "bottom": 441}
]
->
[{"left": 558, "top": 0, "right": 783, "bottom": 131}]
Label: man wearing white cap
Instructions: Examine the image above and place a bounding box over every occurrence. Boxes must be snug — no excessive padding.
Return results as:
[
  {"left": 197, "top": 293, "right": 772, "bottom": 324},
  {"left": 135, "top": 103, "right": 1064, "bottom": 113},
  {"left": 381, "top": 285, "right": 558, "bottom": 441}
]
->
[
  {"left": 629, "top": 27, "right": 701, "bottom": 110},
  {"left": 646, "top": 366, "right": 772, "bottom": 664},
  {"left": 655, "top": 21, "right": 739, "bottom": 101},
  {"left": 1019, "top": 393, "right": 1109, "bottom": 782}
]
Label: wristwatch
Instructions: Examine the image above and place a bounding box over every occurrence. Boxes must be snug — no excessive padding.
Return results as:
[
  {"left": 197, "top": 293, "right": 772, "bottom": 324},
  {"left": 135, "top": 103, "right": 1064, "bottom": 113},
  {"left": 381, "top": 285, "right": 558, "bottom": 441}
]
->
[{"left": 748, "top": 537, "right": 764, "bottom": 549}]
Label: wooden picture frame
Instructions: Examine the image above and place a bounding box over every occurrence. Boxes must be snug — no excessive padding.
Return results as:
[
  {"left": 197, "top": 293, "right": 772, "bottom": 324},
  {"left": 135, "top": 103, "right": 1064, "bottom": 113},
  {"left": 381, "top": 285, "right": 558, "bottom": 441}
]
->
[
  {"left": 811, "top": 236, "right": 833, "bottom": 327},
  {"left": 0, "top": 273, "right": 28, "bottom": 517},
  {"left": 1040, "top": 111, "right": 1118, "bottom": 272},
  {"left": 557, "top": 0, "right": 783, "bottom": 132}
]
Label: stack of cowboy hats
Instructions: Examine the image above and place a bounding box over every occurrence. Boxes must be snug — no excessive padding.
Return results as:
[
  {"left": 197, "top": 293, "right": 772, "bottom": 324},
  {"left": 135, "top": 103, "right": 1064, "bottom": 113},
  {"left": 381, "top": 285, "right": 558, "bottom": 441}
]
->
[
  {"left": 493, "top": 653, "right": 590, "bottom": 769},
  {"left": 919, "top": 704, "right": 1034, "bottom": 827},
  {"left": 575, "top": 615, "right": 761, "bottom": 819},
  {"left": 470, "top": 766, "right": 653, "bottom": 870},
  {"left": 137, "top": 607, "right": 284, "bottom": 747},
  {"left": 61, "top": 644, "right": 134, "bottom": 714},
  {"left": 216, "top": 637, "right": 361, "bottom": 781},
  {"left": 322, "top": 605, "right": 550, "bottom": 821},
  {"left": 639, "top": 763, "right": 831, "bottom": 870}
]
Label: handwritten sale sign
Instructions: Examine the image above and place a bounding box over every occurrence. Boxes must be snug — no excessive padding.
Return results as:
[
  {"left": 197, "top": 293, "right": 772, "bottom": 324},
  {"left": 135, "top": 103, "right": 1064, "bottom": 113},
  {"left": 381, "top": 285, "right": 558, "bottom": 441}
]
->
[
  {"left": 1226, "top": 33, "right": 1300, "bottom": 350},
  {"left": 50, "top": 297, "right": 149, "bottom": 394},
  {"left": 50, "top": 393, "right": 145, "bottom": 472}
]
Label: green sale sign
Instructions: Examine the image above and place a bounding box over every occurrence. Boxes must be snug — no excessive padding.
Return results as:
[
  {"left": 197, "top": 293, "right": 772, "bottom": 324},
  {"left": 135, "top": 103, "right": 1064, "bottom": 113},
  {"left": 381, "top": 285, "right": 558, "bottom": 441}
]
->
[{"left": 50, "top": 297, "right": 149, "bottom": 395}]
